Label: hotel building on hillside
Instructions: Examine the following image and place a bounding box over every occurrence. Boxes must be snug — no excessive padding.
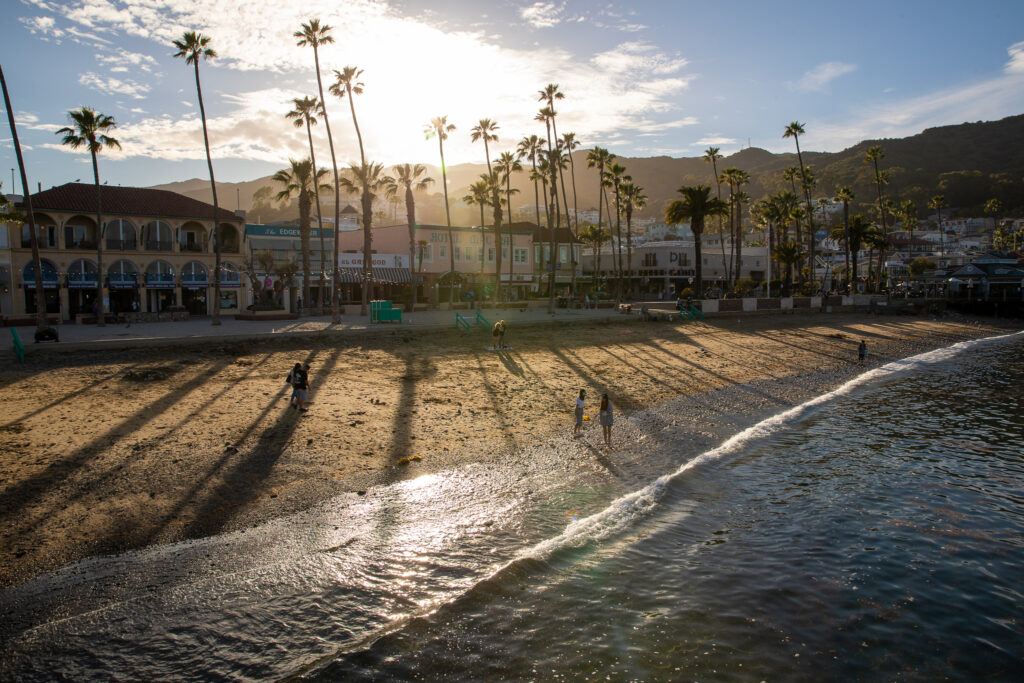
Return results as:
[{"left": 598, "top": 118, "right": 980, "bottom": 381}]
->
[{"left": 1, "top": 183, "right": 247, "bottom": 321}]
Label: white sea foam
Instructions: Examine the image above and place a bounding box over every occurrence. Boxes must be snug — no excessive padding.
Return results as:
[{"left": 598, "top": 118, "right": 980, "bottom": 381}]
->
[{"left": 522, "top": 330, "right": 1024, "bottom": 562}]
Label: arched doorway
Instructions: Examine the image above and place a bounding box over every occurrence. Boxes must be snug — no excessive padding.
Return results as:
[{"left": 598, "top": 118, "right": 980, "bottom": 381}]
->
[
  {"left": 22, "top": 259, "right": 61, "bottom": 314},
  {"left": 66, "top": 258, "right": 99, "bottom": 316},
  {"left": 181, "top": 261, "right": 209, "bottom": 315},
  {"left": 217, "top": 261, "right": 241, "bottom": 312},
  {"left": 145, "top": 260, "right": 175, "bottom": 313},
  {"left": 108, "top": 259, "right": 141, "bottom": 315}
]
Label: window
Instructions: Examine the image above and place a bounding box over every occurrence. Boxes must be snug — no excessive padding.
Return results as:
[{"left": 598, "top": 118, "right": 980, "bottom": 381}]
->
[
  {"left": 419, "top": 245, "right": 432, "bottom": 263},
  {"left": 514, "top": 247, "right": 528, "bottom": 264},
  {"left": 22, "top": 224, "right": 57, "bottom": 248},
  {"left": 106, "top": 219, "right": 136, "bottom": 250},
  {"left": 454, "top": 246, "right": 461, "bottom": 261},
  {"left": 535, "top": 245, "right": 541, "bottom": 265},
  {"left": 220, "top": 290, "right": 238, "bottom": 310},
  {"left": 438, "top": 245, "right": 447, "bottom": 259},
  {"left": 559, "top": 246, "right": 567, "bottom": 263},
  {"left": 487, "top": 247, "right": 495, "bottom": 262},
  {"left": 643, "top": 253, "right": 658, "bottom": 267}
]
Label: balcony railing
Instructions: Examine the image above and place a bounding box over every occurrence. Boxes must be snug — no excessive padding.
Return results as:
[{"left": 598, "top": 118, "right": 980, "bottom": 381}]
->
[
  {"left": 106, "top": 238, "right": 138, "bottom": 251},
  {"left": 179, "top": 242, "right": 205, "bottom": 253},
  {"left": 67, "top": 240, "right": 98, "bottom": 250},
  {"left": 145, "top": 240, "right": 173, "bottom": 251}
]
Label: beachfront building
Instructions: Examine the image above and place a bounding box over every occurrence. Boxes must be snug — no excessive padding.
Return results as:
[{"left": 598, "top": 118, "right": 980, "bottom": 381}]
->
[
  {"left": 335, "top": 222, "right": 535, "bottom": 304},
  {"left": 529, "top": 223, "right": 583, "bottom": 295},
  {"left": 3, "top": 183, "right": 246, "bottom": 321},
  {"left": 244, "top": 222, "right": 334, "bottom": 310}
]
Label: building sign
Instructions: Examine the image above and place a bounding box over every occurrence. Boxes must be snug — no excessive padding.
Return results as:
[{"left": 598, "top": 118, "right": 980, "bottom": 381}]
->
[
  {"left": 245, "top": 224, "right": 334, "bottom": 239},
  {"left": 338, "top": 253, "right": 410, "bottom": 269}
]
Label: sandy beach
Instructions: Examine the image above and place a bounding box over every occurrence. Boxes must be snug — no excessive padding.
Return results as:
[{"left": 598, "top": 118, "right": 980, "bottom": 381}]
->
[{"left": 0, "top": 312, "right": 1013, "bottom": 587}]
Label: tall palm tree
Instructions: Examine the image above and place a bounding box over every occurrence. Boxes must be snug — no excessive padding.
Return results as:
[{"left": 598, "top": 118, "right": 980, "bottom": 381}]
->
[
  {"left": 899, "top": 199, "right": 917, "bottom": 261},
  {"left": 464, "top": 178, "right": 491, "bottom": 227},
  {"left": 295, "top": 18, "right": 342, "bottom": 321},
  {"left": 783, "top": 121, "right": 816, "bottom": 287},
  {"left": 329, "top": 66, "right": 373, "bottom": 314},
  {"left": 704, "top": 147, "right": 730, "bottom": 281},
  {"left": 383, "top": 164, "right": 433, "bottom": 312},
  {"left": 2, "top": 65, "right": 46, "bottom": 329},
  {"left": 56, "top": 107, "right": 120, "bottom": 327},
  {"left": 605, "top": 162, "right": 628, "bottom": 301},
  {"left": 835, "top": 186, "right": 854, "bottom": 291},
  {"left": 273, "top": 159, "right": 328, "bottom": 310},
  {"left": 496, "top": 151, "right": 522, "bottom": 287},
  {"left": 173, "top": 31, "right": 222, "bottom": 324},
  {"left": 539, "top": 85, "right": 566, "bottom": 229},
  {"left": 425, "top": 116, "right": 457, "bottom": 307},
  {"left": 719, "top": 167, "right": 748, "bottom": 285},
  {"left": 286, "top": 96, "right": 329, "bottom": 309},
  {"left": 537, "top": 107, "right": 561, "bottom": 313},
  {"left": 619, "top": 181, "right": 647, "bottom": 299},
  {"left": 470, "top": 119, "right": 502, "bottom": 302},
  {"left": 665, "top": 185, "right": 728, "bottom": 297},
  {"left": 586, "top": 147, "right": 613, "bottom": 231},
  {"left": 928, "top": 194, "right": 948, "bottom": 261},
  {"left": 863, "top": 145, "right": 887, "bottom": 292}
]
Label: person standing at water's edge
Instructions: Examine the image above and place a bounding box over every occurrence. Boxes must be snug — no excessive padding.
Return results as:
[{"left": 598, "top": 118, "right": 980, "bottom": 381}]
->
[
  {"left": 599, "top": 393, "right": 614, "bottom": 446},
  {"left": 858, "top": 339, "right": 868, "bottom": 366},
  {"left": 573, "top": 389, "right": 586, "bottom": 437}
]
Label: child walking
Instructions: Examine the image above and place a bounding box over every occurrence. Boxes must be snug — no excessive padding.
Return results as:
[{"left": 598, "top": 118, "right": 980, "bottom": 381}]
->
[{"left": 573, "top": 389, "right": 586, "bottom": 437}]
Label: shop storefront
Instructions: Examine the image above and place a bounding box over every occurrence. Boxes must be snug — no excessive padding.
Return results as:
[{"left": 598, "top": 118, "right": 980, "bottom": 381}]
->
[
  {"left": 108, "top": 259, "right": 141, "bottom": 313},
  {"left": 66, "top": 258, "right": 99, "bottom": 316},
  {"left": 22, "top": 259, "right": 61, "bottom": 314},
  {"left": 181, "top": 261, "right": 209, "bottom": 316},
  {"left": 145, "top": 260, "right": 176, "bottom": 313}
]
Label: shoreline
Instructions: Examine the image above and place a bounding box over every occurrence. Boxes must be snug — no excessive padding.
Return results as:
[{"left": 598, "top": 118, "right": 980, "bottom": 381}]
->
[{"left": 0, "top": 312, "right": 1017, "bottom": 588}]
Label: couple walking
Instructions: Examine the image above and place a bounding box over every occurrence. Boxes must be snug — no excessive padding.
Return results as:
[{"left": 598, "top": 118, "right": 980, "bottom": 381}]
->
[
  {"left": 286, "top": 362, "right": 311, "bottom": 412},
  {"left": 573, "top": 389, "right": 614, "bottom": 445}
]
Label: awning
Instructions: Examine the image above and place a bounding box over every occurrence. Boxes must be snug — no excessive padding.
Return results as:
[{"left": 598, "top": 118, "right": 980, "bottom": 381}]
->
[{"left": 337, "top": 267, "right": 411, "bottom": 284}]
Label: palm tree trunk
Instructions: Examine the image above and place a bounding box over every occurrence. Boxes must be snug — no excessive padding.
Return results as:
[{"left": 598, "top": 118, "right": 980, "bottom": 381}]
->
[
  {"left": 299, "top": 188, "right": 311, "bottom": 309},
  {"left": 90, "top": 151, "right": 106, "bottom": 327},
  {"left": 193, "top": 60, "right": 221, "bottom": 325},
  {"left": 439, "top": 137, "right": 456, "bottom": 309},
  {"left": 842, "top": 201, "right": 851, "bottom": 292},
  {"left": 2, "top": 65, "right": 47, "bottom": 329},
  {"left": 406, "top": 187, "right": 417, "bottom": 312},
  {"left": 625, "top": 207, "right": 633, "bottom": 299},
  {"left": 311, "top": 46, "right": 342, "bottom": 322},
  {"left": 304, "top": 117, "right": 327, "bottom": 310},
  {"left": 614, "top": 187, "right": 622, "bottom": 304}
]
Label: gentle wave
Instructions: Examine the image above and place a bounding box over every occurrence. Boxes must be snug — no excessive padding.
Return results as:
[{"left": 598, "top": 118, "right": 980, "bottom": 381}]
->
[{"left": 518, "top": 329, "right": 1024, "bottom": 564}]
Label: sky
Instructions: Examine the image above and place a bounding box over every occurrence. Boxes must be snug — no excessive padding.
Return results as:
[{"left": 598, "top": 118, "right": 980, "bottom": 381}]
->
[{"left": 2, "top": 0, "right": 1024, "bottom": 194}]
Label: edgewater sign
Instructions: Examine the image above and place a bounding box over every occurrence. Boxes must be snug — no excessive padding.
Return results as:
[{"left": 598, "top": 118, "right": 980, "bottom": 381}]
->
[{"left": 338, "top": 254, "right": 410, "bottom": 268}]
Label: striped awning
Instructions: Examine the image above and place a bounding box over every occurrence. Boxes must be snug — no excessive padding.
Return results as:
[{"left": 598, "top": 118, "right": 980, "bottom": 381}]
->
[{"left": 337, "top": 267, "right": 411, "bottom": 284}]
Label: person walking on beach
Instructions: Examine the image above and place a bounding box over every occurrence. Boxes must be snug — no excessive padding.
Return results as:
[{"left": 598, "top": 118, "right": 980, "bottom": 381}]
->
[
  {"left": 573, "top": 389, "right": 586, "bottom": 437},
  {"left": 599, "top": 393, "right": 614, "bottom": 446},
  {"left": 492, "top": 319, "right": 507, "bottom": 349},
  {"left": 286, "top": 362, "right": 302, "bottom": 407},
  {"left": 858, "top": 339, "right": 868, "bottom": 366}
]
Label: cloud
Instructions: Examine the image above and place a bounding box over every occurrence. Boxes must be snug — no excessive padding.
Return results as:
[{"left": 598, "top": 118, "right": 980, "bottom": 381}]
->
[
  {"left": 693, "top": 135, "right": 737, "bottom": 146},
  {"left": 1006, "top": 41, "right": 1024, "bottom": 73},
  {"left": 95, "top": 48, "right": 160, "bottom": 73},
  {"left": 78, "top": 72, "right": 151, "bottom": 99},
  {"left": 787, "top": 61, "right": 857, "bottom": 92},
  {"left": 20, "top": 15, "right": 61, "bottom": 37},
  {"left": 520, "top": 2, "right": 565, "bottom": 29}
]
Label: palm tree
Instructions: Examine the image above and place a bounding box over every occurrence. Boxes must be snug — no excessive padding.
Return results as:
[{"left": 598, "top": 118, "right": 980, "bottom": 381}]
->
[
  {"left": 835, "top": 186, "right": 854, "bottom": 291},
  {"left": 1, "top": 65, "right": 46, "bottom": 329},
  {"left": 561, "top": 132, "right": 580, "bottom": 231},
  {"left": 463, "top": 179, "right": 491, "bottom": 228},
  {"left": 899, "top": 199, "right": 917, "bottom": 262},
  {"left": 605, "top": 162, "right": 628, "bottom": 301},
  {"left": 984, "top": 198, "right": 1002, "bottom": 234},
  {"left": 295, "top": 19, "right": 342, "bottom": 321},
  {"left": 425, "top": 116, "right": 457, "bottom": 308},
  {"left": 703, "top": 147, "right": 729, "bottom": 281},
  {"left": 173, "top": 31, "right": 224, "bottom": 325},
  {"left": 928, "top": 194, "right": 947, "bottom": 261},
  {"left": 517, "top": 135, "right": 545, "bottom": 228},
  {"left": 273, "top": 158, "right": 328, "bottom": 310},
  {"left": 339, "top": 161, "right": 387, "bottom": 303},
  {"left": 862, "top": 222, "right": 889, "bottom": 291},
  {"left": 286, "top": 96, "right": 329, "bottom": 309},
  {"left": 578, "top": 224, "right": 611, "bottom": 288},
  {"left": 665, "top": 185, "right": 729, "bottom": 297},
  {"left": 56, "top": 107, "right": 121, "bottom": 327},
  {"left": 470, "top": 119, "right": 502, "bottom": 302},
  {"left": 719, "top": 167, "right": 748, "bottom": 285},
  {"left": 863, "top": 145, "right": 887, "bottom": 291},
  {"left": 783, "top": 122, "right": 816, "bottom": 287},
  {"left": 329, "top": 66, "right": 372, "bottom": 314},
  {"left": 383, "top": 164, "right": 433, "bottom": 312},
  {"left": 539, "top": 84, "right": 566, "bottom": 229},
  {"left": 773, "top": 241, "right": 806, "bottom": 296},
  {"left": 620, "top": 181, "right": 647, "bottom": 298},
  {"left": 496, "top": 151, "right": 522, "bottom": 287},
  {"left": 844, "top": 214, "right": 873, "bottom": 293},
  {"left": 586, "top": 147, "right": 613, "bottom": 231},
  {"left": 537, "top": 106, "right": 561, "bottom": 313}
]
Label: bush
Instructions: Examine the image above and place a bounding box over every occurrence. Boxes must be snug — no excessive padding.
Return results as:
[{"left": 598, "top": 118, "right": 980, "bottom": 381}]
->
[
  {"left": 733, "top": 278, "right": 757, "bottom": 296},
  {"left": 679, "top": 287, "right": 694, "bottom": 298}
]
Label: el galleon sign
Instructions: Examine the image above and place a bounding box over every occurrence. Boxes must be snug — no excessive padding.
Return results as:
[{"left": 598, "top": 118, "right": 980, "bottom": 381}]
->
[{"left": 338, "top": 254, "right": 410, "bottom": 268}]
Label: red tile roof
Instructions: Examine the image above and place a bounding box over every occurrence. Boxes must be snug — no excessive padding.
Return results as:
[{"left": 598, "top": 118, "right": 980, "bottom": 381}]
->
[{"left": 24, "top": 183, "right": 242, "bottom": 222}]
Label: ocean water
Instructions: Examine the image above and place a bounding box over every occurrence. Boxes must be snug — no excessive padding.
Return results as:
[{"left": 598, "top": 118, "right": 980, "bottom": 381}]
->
[{"left": 2, "top": 331, "right": 1022, "bottom": 681}]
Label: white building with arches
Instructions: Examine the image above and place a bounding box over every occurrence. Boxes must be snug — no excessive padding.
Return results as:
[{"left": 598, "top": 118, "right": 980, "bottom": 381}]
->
[{"left": 2, "top": 183, "right": 247, "bottom": 321}]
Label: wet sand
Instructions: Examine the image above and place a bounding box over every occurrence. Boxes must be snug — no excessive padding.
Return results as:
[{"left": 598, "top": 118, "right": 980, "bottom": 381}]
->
[{"left": 0, "top": 313, "right": 1012, "bottom": 587}]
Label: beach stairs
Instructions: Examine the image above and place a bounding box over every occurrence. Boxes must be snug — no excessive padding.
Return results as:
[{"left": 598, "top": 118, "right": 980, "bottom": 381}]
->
[
  {"left": 474, "top": 311, "right": 491, "bottom": 331},
  {"left": 370, "top": 300, "right": 402, "bottom": 323},
  {"left": 688, "top": 305, "right": 705, "bottom": 321}
]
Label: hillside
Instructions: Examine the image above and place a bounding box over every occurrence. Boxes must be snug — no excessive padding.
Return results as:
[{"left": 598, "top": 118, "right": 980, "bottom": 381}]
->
[{"left": 150, "top": 114, "right": 1024, "bottom": 224}]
